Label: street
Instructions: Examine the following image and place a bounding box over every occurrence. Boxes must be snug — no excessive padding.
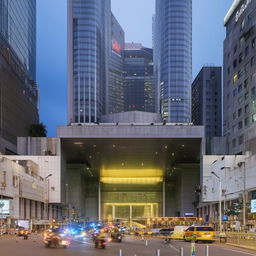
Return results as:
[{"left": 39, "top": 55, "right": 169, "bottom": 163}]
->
[{"left": 0, "top": 234, "right": 255, "bottom": 256}]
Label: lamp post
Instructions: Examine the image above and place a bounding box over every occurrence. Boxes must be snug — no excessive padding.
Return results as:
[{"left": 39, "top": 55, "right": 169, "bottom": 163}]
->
[
  {"left": 44, "top": 174, "right": 52, "bottom": 230},
  {"left": 238, "top": 161, "right": 246, "bottom": 230},
  {"left": 211, "top": 171, "right": 222, "bottom": 233}
]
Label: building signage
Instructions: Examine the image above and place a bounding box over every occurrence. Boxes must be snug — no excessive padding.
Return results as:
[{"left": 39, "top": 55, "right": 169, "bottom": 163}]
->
[
  {"left": 185, "top": 213, "right": 194, "bottom": 217},
  {"left": 0, "top": 200, "right": 10, "bottom": 215},
  {"left": 112, "top": 41, "right": 121, "bottom": 54},
  {"left": 235, "top": 0, "right": 251, "bottom": 22},
  {"left": 251, "top": 199, "right": 256, "bottom": 213}
]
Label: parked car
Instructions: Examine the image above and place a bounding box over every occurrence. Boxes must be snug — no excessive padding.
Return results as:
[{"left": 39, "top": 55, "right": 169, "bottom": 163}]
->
[{"left": 159, "top": 228, "right": 174, "bottom": 236}]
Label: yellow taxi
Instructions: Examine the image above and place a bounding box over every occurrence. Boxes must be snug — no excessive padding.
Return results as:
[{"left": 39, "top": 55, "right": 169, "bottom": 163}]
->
[{"left": 184, "top": 226, "right": 215, "bottom": 243}]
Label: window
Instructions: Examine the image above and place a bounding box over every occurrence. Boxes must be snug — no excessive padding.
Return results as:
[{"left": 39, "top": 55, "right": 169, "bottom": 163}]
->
[
  {"left": 238, "top": 84, "right": 242, "bottom": 93},
  {"left": 233, "top": 112, "right": 237, "bottom": 120},
  {"left": 233, "top": 59, "right": 237, "bottom": 68},
  {"left": 234, "top": 44, "right": 237, "bottom": 54},
  {"left": 245, "top": 46, "right": 249, "bottom": 57},
  {"left": 245, "top": 62, "right": 250, "bottom": 74},
  {"left": 239, "top": 53, "right": 244, "bottom": 63},
  {"left": 252, "top": 114, "right": 256, "bottom": 122},
  {"left": 251, "top": 56, "right": 255, "bottom": 66},
  {"left": 239, "top": 135, "right": 244, "bottom": 145},
  {"left": 245, "top": 91, "right": 249, "bottom": 100},
  {"left": 245, "top": 117, "right": 249, "bottom": 126},
  {"left": 251, "top": 87, "right": 256, "bottom": 99},
  {"left": 244, "top": 78, "right": 249, "bottom": 88},
  {"left": 232, "top": 138, "right": 236, "bottom": 148},
  {"left": 233, "top": 88, "right": 237, "bottom": 97},
  {"left": 233, "top": 73, "right": 238, "bottom": 83},
  {"left": 252, "top": 38, "right": 256, "bottom": 48},
  {"left": 238, "top": 121, "right": 243, "bottom": 129},
  {"left": 245, "top": 104, "right": 249, "bottom": 113},
  {"left": 238, "top": 70, "right": 243, "bottom": 79},
  {"left": 238, "top": 96, "right": 243, "bottom": 103},
  {"left": 238, "top": 108, "right": 242, "bottom": 117}
]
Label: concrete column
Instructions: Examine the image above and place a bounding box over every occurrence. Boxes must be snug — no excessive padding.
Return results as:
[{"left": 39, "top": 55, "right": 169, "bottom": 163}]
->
[
  {"left": 98, "top": 182, "right": 101, "bottom": 221},
  {"left": 163, "top": 180, "right": 165, "bottom": 217},
  {"left": 113, "top": 205, "right": 115, "bottom": 221},
  {"left": 130, "top": 205, "right": 132, "bottom": 225}
]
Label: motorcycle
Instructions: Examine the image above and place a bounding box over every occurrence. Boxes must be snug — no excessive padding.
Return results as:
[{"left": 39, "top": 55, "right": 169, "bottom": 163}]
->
[{"left": 95, "top": 239, "right": 106, "bottom": 249}]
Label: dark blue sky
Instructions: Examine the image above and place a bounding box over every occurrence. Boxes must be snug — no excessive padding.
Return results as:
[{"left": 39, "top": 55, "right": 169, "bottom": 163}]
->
[{"left": 37, "top": 0, "right": 233, "bottom": 137}]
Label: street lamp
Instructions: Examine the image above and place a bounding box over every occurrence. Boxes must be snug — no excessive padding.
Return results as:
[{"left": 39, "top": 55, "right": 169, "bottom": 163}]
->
[
  {"left": 211, "top": 171, "right": 222, "bottom": 233},
  {"left": 238, "top": 161, "right": 246, "bottom": 230},
  {"left": 44, "top": 174, "right": 52, "bottom": 230}
]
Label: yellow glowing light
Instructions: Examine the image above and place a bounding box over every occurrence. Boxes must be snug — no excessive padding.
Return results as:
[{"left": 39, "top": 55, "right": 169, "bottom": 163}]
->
[
  {"left": 100, "top": 168, "right": 163, "bottom": 178},
  {"left": 73, "top": 142, "right": 84, "bottom": 145},
  {"left": 100, "top": 177, "right": 163, "bottom": 184}
]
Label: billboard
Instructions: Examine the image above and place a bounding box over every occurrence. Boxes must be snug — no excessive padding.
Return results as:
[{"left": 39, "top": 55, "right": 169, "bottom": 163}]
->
[
  {"left": 251, "top": 199, "right": 256, "bottom": 213},
  {"left": 0, "top": 200, "right": 10, "bottom": 215}
]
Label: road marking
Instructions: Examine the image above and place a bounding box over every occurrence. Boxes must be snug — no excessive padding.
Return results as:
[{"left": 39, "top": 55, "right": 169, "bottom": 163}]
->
[
  {"left": 169, "top": 243, "right": 179, "bottom": 252},
  {"left": 222, "top": 247, "right": 256, "bottom": 256}
]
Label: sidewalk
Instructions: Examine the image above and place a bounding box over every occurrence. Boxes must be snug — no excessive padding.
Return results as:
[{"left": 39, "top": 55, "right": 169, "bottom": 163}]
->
[{"left": 226, "top": 242, "right": 256, "bottom": 251}]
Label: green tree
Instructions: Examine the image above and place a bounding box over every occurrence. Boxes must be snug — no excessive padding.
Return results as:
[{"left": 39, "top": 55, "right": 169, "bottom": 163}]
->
[{"left": 28, "top": 123, "right": 47, "bottom": 137}]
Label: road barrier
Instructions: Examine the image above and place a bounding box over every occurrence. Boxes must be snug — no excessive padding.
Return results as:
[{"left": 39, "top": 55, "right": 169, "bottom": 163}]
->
[
  {"left": 180, "top": 247, "right": 184, "bottom": 256},
  {"left": 156, "top": 248, "right": 160, "bottom": 256},
  {"left": 145, "top": 240, "right": 148, "bottom": 246},
  {"left": 119, "top": 248, "right": 122, "bottom": 256}
]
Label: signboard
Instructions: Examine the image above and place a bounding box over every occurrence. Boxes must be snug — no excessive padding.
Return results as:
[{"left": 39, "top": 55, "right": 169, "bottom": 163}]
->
[
  {"left": 17, "top": 220, "right": 29, "bottom": 229},
  {"left": 235, "top": 0, "right": 252, "bottom": 22},
  {"left": 251, "top": 199, "right": 256, "bottom": 213},
  {"left": 112, "top": 41, "right": 121, "bottom": 54},
  {"left": 222, "top": 216, "right": 228, "bottom": 221},
  {"left": 185, "top": 213, "right": 194, "bottom": 217},
  {"left": 0, "top": 200, "right": 10, "bottom": 215}
]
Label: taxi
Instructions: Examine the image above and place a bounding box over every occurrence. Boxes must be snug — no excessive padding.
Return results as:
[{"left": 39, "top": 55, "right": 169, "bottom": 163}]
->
[{"left": 184, "top": 226, "right": 215, "bottom": 242}]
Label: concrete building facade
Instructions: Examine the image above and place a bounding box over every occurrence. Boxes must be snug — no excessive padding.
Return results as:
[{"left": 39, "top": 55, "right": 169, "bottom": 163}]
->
[
  {"left": 201, "top": 154, "right": 256, "bottom": 230},
  {"left": 0, "top": 155, "right": 63, "bottom": 231},
  {"left": 223, "top": 0, "right": 256, "bottom": 154}
]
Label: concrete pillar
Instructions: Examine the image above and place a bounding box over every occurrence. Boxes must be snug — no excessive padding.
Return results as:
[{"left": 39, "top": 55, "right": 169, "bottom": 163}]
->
[
  {"left": 130, "top": 205, "right": 132, "bottom": 224},
  {"left": 98, "top": 182, "right": 101, "bottom": 221},
  {"left": 163, "top": 180, "right": 165, "bottom": 217}
]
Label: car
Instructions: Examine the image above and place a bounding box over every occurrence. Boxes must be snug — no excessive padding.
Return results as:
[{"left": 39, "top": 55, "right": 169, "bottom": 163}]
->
[
  {"left": 184, "top": 226, "right": 215, "bottom": 243},
  {"left": 159, "top": 228, "right": 174, "bottom": 236}
]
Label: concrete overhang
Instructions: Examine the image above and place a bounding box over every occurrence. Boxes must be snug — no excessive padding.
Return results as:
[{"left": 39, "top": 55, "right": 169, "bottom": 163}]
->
[{"left": 58, "top": 124, "right": 204, "bottom": 178}]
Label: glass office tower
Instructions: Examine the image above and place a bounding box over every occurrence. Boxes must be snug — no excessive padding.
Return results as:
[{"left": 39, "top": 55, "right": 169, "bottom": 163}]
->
[
  {"left": 0, "top": 0, "right": 36, "bottom": 79},
  {"left": 68, "top": 0, "right": 111, "bottom": 123},
  {"left": 154, "top": 0, "right": 192, "bottom": 123},
  {"left": 0, "top": 0, "right": 38, "bottom": 153},
  {"left": 124, "top": 43, "right": 155, "bottom": 113}
]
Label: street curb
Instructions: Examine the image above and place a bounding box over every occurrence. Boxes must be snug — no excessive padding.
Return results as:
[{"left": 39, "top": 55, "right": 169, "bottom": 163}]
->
[{"left": 226, "top": 243, "right": 256, "bottom": 251}]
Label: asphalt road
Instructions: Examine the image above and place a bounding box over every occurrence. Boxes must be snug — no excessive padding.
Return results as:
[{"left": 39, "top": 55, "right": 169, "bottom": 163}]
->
[{"left": 0, "top": 234, "right": 255, "bottom": 256}]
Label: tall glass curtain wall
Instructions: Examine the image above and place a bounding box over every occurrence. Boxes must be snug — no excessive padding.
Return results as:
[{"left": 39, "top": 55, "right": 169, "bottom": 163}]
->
[
  {"left": 155, "top": 0, "right": 192, "bottom": 123},
  {"left": 72, "top": 0, "right": 110, "bottom": 123},
  {"left": 0, "top": 0, "right": 36, "bottom": 80}
]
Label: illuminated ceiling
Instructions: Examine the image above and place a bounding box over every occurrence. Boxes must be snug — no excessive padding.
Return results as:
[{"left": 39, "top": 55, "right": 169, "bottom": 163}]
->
[{"left": 61, "top": 138, "right": 201, "bottom": 178}]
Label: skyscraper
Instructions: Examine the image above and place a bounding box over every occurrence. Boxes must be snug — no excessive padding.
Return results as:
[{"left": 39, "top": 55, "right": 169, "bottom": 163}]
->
[
  {"left": 0, "top": 0, "right": 38, "bottom": 154},
  {"left": 67, "top": 0, "right": 111, "bottom": 124},
  {"left": 154, "top": 0, "right": 192, "bottom": 123},
  {"left": 192, "top": 67, "right": 222, "bottom": 138},
  {"left": 108, "top": 13, "right": 125, "bottom": 114},
  {"left": 223, "top": 0, "right": 256, "bottom": 154},
  {"left": 123, "top": 43, "right": 155, "bottom": 113}
]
